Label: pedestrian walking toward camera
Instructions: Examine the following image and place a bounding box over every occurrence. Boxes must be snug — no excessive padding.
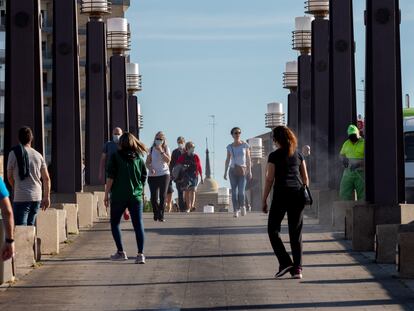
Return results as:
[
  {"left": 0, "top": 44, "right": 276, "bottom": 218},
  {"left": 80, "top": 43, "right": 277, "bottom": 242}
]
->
[
  {"left": 99, "top": 127, "right": 123, "bottom": 184},
  {"left": 176, "top": 141, "right": 203, "bottom": 212},
  {"left": 224, "top": 127, "right": 252, "bottom": 218},
  {"left": 7, "top": 127, "right": 50, "bottom": 225},
  {"left": 104, "top": 132, "right": 147, "bottom": 264},
  {"left": 146, "top": 131, "right": 171, "bottom": 222},
  {"left": 262, "top": 126, "right": 309, "bottom": 280},
  {"left": 170, "top": 136, "right": 187, "bottom": 212}
]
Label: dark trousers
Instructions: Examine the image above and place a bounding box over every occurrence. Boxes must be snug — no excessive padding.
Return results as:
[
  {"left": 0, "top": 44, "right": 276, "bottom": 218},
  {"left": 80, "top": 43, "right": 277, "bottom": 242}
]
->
[
  {"left": 175, "top": 181, "right": 185, "bottom": 212},
  {"left": 148, "top": 175, "right": 170, "bottom": 220},
  {"left": 267, "top": 188, "right": 305, "bottom": 268}
]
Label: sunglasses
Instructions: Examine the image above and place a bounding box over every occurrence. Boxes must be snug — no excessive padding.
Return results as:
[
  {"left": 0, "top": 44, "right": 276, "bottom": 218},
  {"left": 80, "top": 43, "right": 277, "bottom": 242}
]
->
[{"left": 233, "top": 131, "right": 241, "bottom": 135}]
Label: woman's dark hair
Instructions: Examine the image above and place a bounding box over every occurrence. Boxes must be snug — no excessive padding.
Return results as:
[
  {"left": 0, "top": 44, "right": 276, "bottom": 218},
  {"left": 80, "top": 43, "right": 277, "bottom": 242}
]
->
[
  {"left": 272, "top": 126, "right": 298, "bottom": 157},
  {"left": 230, "top": 127, "right": 241, "bottom": 135},
  {"left": 119, "top": 132, "right": 147, "bottom": 155},
  {"left": 18, "top": 126, "right": 33, "bottom": 145}
]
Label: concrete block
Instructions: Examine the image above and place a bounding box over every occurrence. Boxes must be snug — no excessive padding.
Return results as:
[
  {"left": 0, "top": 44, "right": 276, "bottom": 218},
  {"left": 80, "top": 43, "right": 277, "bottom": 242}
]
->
[
  {"left": 398, "top": 224, "right": 414, "bottom": 278},
  {"left": 345, "top": 207, "right": 353, "bottom": 240},
  {"left": 375, "top": 224, "right": 399, "bottom": 264},
  {"left": 53, "top": 203, "right": 79, "bottom": 235},
  {"left": 56, "top": 210, "right": 67, "bottom": 243},
  {"left": 14, "top": 226, "right": 36, "bottom": 273},
  {"left": 0, "top": 220, "right": 14, "bottom": 284},
  {"left": 76, "top": 192, "right": 94, "bottom": 228},
  {"left": 94, "top": 191, "right": 107, "bottom": 218},
  {"left": 332, "top": 201, "right": 355, "bottom": 232},
  {"left": 318, "top": 190, "right": 337, "bottom": 226},
  {"left": 399, "top": 204, "right": 414, "bottom": 224},
  {"left": 352, "top": 204, "right": 375, "bottom": 251},
  {"left": 36, "top": 209, "right": 59, "bottom": 255}
]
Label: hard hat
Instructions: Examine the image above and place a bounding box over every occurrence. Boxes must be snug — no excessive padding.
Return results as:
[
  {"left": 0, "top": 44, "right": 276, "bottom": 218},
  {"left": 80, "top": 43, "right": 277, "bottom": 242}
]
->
[{"left": 347, "top": 124, "right": 359, "bottom": 136}]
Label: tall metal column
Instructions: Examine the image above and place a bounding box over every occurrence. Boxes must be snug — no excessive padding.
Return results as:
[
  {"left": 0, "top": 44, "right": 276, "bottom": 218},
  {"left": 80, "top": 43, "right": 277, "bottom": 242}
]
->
[
  {"left": 52, "top": 0, "right": 82, "bottom": 193},
  {"left": 328, "top": 0, "right": 357, "bottom": 189},
  {"left": 128, "top": 94, "right": 138, "bottom": 137},
  {"left": 81, "top": 1, "right": 110, "bottom": 186},
  {"left": 308, "top": 2, "right": 330, "bottom": 188},
  {"left": 4, "top": 0, "right": 44, "bottom": 177},
  {"left": 283, "top": 61, "right": 299, "bottom": 135},
  {"left": 126, "top": 62, "right": 142, "bottom": 139},
  {"left": 365, "top": 0, "right": 404, "bottom": 205},
  {"left": 288, "top": 92, "right": 299, "bottom": 134},
  {"left": 110, "top": 55, "right": 128, "bottom": 131}
]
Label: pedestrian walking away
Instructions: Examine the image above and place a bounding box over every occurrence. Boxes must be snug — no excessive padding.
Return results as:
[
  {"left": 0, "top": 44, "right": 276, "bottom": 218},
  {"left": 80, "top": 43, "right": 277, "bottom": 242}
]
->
[
  {"left": 146, "top": 131, "right": 171, "bottom": 222},
  {"left": 7, "top": 126, "right": 51, "bottom": 225},
  {"left": 176, "top": 141, "right": 203, "bottom": 212},
  {"left": 104, "top": 132, "right": 148, "bottom": 264},
  {"left": 224, "top": 127, "right": 252, "bottom": 218},
  {"left": 339, "top": 124, "right": 365, "bottom": 201},
  {"left": 262, "top": 126, "right": 309, "bottom": 280},
  {"left": 170, "top": 136, "right": 187, "bottom": 212},
  {"left": 0, "top": 177, "right": 15, "bottom": 261}
]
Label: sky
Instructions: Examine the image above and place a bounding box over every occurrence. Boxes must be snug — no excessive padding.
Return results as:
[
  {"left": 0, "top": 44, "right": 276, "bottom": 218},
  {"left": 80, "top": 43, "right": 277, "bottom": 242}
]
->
[{"left": 127, "top": 0, "right": 414, "bottom": 191}]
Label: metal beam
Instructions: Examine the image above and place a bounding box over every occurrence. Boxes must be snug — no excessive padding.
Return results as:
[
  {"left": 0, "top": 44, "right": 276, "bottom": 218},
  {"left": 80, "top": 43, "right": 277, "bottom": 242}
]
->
[
  {"left": 298, "top": 55, "right": 312, "bottom": 149},
  {"left": 287, "top": 91, "right": 298, "bottom": 135},
  {"left": 128, "top": 94, "right": 139, "bottom": 138},
  {"left": 110, "top": 55, "right": 128, "bottom": 132}
]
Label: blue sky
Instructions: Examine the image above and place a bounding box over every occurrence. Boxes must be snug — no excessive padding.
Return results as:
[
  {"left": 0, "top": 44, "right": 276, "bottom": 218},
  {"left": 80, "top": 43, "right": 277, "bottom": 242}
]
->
[{"left": 127, "top": 0, "right": 414, "bottom": 190}]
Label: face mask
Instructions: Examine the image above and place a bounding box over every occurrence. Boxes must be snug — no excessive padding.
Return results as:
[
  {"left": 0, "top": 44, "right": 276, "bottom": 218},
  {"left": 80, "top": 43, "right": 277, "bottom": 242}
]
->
[
  {"left": 113, "top": 135, "right": 120, "bottom": 143},
  {"left": 155, "top": 139, "right": 163, "bottom": 146},
  {"left": 187, "top": 148, "right": 195, "bottom": 155},
  {"left": 178, "top": 143, "right": 185, "bottom": 149}
]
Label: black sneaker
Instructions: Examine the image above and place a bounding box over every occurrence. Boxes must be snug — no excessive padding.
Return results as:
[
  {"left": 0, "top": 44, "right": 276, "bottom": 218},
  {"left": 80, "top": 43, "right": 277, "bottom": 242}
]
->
[
  {"left": 275, "top": 265, "right": 293, "bottom": 278},
  {"left": 153, "top": 215, "right": 158, "bottom": 221},
  {"left": 291, "top": 267, "right": 303, "bottom": 279}
]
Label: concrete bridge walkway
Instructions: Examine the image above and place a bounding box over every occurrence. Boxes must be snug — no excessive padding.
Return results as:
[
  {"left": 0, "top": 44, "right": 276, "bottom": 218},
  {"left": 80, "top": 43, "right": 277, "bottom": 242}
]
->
[{"left": 0, "top": 213, "right": 414, "bottom": 311}]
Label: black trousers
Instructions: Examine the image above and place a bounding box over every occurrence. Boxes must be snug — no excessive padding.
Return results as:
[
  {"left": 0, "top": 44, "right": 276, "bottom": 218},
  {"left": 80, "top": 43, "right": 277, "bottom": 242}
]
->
[
  {"left": 148, "top": 175, "right": 170, "bottom": 220},
  {"left": 175, "top": 181, "right": 186, "bottom": 212},
  {"left": 267, "top": 188, "right": 305, "bottom": 268}
]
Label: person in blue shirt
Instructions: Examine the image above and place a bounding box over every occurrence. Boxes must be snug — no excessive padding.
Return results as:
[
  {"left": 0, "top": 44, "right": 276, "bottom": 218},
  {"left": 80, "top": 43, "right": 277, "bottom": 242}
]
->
[{"left": 0, "top": 177, "right": 15, "bottom": 261}]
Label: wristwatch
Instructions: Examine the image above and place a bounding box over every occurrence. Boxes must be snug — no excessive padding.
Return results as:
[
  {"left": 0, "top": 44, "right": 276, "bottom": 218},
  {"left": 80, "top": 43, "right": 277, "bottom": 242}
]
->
[{"left": 5, "top": 238, "right": 14, "bottom": 244}]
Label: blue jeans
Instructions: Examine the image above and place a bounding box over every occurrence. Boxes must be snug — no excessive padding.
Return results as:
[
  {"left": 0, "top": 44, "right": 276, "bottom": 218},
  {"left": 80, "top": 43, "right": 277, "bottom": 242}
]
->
[
  {"left": 229, "top": 168, "right": 247, "bottom": 211},
  {"left": 110, "top": 199, "right": 145, "bottom": 253},
  {"left": 13, "top": 201, "right": 41, "bottom": 226}
]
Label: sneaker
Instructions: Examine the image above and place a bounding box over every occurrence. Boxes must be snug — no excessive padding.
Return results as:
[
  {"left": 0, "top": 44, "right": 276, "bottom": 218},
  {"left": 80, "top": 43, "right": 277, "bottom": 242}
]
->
[
  {"left": 233, "top": 211, "right": 240, "bottom": 218},
  {"left": 153, "top": 215, "right": 158, "bottom": 221},
  {"left": 291, "top": 267, "right": 303, "bottom": 279},
  {"left": 158, "top": 218, "right": 165, "bottom": 222},
  {"left": 241, "top": 206, "right": 247, "bottom": 216},
  {"left": 110, "top": 251, "right": 128, "bottom": 261},
  {"left": 275, "top": 265, "right": 293, "bottom": 278},
  {"left": 135, "top": 253, "right": 146, "bottom": 264}
]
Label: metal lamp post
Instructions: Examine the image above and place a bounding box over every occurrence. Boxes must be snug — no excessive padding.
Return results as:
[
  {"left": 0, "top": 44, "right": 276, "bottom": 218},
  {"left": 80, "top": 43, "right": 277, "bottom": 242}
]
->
[
  {"left": 307, "top": 0, "right": 330, "bottom": 188},
  {"left": 81, "top": 0, "right": 110, "bottom": 186},
  {"left": 283, "top": 61, "right": 298, "bottom": 134},
  {"left": 126, "top": 62, "right": 142, "bottom": 139},
  {"left": 265, "top": 102, "right": 286, "bottom": 129},
  {"left": 107, "top": 17, "right": 130, "bottom": 132},
  {"left": 293, "top": 16, "right": 312, "bottom": 149},
  {"left": 52, "top": 0, "right": 82, "bottom": 193}
]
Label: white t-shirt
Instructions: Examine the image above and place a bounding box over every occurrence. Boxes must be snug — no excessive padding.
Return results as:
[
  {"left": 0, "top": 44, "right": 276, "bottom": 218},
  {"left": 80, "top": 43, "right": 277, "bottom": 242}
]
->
[
  {"left": 227, "top": 142, "right": 250, "bottom": 168},
  {"left": 148, "top": 146, "right": 171, "bottom": 177}
]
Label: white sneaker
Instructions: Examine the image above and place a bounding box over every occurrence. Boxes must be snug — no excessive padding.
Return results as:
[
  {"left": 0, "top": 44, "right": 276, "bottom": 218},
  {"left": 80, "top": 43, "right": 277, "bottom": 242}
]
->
[
  {"left": 110, "top": 251, "right": 128, "bottom": 261},
  {"left": 241, "top": 206, "right": 247, "bottom": 216},
  {"left": 135, "top": 253, "right": 146, "bottom": 264},
  {"left": 233, "top": 211, "right": 240, "bottom": 218}
]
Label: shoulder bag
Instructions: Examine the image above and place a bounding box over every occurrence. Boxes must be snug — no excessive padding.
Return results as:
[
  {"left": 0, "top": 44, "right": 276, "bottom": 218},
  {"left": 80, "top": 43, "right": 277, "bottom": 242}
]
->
[
  {"left": 295, "top": 175, "right": 313, "bottom": 206},
  {"left": 230, "top": 145, "right": 247, "bottom": 177}
]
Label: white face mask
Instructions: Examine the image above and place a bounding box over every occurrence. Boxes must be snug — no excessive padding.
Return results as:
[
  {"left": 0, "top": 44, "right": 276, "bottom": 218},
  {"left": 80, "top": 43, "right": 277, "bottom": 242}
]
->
[
  {"left": 113, "top": 135, "right": 121, "bottom": 143},
  {"left": 155, "top": 139, "right": 163, "bottom": 146},
  {"left": 187, "top": 148, "right": 195, "bottom": 155},
  {"left": 178, "top": 143, "right": 185, "bottom": 149}
]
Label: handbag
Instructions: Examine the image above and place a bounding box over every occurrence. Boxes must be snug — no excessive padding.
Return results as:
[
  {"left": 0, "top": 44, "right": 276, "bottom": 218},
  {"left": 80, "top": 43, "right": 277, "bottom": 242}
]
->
[
  {"left": 295, "top": 175, "right": 313, "bottom": 206},
  {"left": 230, "top": 145, "right": 247, "bottom": 177}
]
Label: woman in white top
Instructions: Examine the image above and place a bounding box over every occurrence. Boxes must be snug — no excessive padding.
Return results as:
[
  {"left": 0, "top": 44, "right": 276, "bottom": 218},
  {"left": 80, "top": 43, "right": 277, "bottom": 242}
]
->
[
  {"left": 224, "top": 127, "right": 252, "bottom": 218},
  {"left": 146, "top": 131, "right": 171, "bottom": 222}
]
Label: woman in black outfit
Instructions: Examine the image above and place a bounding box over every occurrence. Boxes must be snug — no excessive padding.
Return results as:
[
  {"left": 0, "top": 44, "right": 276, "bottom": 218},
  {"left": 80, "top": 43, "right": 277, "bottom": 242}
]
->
[{"left": 262, "top": 126, "right": 309, "bottom": 279}]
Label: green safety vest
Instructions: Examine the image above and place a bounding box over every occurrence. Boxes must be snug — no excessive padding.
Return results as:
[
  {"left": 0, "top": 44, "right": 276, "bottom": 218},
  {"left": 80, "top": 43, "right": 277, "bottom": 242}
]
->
[{"left": 340, "top": 138, "right": 365, "bottom": 160}]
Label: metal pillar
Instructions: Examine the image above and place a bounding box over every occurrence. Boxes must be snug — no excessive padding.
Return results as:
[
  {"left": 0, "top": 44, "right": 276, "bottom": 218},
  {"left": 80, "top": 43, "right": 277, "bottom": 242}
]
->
[
  {"left": 365, "top": 0, "right": 404, "bottom": 205},
  {"left": 85, "top": 20, "right": 108, "bottom": 186},
  {"left": 4, "top": 0, "right": 44, "bottom": 178},
  {"left": 298, "top": 55, "right": 312, "bottom": 149},
  {"left": 110, "top": 55, "right": 128, "bottom": 132},
  {"left": 311, "top": 19, "right": 330, "bottom": 188},
  {"left": 52, "top": 0, "right": 82, "bottom": 193},
  {"left": 328, "top": 0, "right": 357, "bottom": 189},
  {"left": 128, "top": 94, "right": 138, "bottom": 138},
  {"left": 288, "top": 91, "right": 298, "bottom": 135}
]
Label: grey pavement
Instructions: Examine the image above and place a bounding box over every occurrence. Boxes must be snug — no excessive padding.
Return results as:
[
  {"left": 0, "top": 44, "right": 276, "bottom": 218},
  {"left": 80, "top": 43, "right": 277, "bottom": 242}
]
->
[{"left": 1, "top": 212, "right": 414, "bottom": 311}]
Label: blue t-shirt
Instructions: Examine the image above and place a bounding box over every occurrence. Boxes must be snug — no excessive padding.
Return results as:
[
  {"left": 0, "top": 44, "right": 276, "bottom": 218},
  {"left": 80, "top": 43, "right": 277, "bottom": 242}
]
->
[{"left": 0, "top": 177, "right": 10, "bottom": 200}]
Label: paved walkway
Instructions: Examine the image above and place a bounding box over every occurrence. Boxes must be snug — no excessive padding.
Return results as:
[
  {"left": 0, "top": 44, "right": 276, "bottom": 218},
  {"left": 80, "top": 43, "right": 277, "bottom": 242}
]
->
[{"left": 1, "top": 213, "right": 414, "bottom": 311}]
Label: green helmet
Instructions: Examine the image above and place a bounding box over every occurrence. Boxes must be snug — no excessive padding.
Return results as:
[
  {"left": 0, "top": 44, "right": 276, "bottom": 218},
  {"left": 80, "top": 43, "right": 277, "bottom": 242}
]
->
[{"left": 347, "top": 124, "right": 359, "bottom": 136}]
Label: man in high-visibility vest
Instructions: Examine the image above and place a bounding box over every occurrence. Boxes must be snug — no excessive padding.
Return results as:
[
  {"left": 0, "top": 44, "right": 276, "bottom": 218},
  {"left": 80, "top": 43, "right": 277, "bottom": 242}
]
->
[{"left": 339, "top": 124, "right": 365, "bottom": 200}]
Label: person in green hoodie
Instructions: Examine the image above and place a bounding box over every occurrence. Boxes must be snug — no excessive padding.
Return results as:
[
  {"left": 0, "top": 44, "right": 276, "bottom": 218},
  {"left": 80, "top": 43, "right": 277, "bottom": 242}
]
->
[
  {"left": 104, "top": 132, "right": 148, "bottom": 264},
  {"left": 339, "top": 124, "right": 365, "bottom": 201}
]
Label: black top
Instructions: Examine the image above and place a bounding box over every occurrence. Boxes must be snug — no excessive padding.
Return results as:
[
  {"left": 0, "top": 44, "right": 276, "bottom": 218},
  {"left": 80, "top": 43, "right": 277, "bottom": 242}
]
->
[
  {"left": 268, "top": 149, "right": 304, "bottom": 189},
  {"left": 170, "top": 148, "right": 183, "bottom": 171}
]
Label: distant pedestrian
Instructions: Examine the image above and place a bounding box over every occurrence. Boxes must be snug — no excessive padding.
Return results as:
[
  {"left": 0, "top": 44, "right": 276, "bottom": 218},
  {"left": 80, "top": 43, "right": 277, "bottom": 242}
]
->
[
  {"left": 176, "top": 141, "right": 203, "bottom": 212},
  {"left": 146, "top": 131, "right": 171, "bottom": 222},
  {"left": 224, "top": 127, "right": 252, "bottom": 218},
  {"left": 0, "top": 177, "right": 15, "bottom": 261},
  {"left": 170, "top": 136, "right": 186, "bottom": 212},
  {"left": 7, "top": 126, "right": 51, "bottom": 226},
  {"left": 99, "top": 127, "right": 123, "bottom": 184},
  {"left": 104, "top": 132, "right": 147, "bottom": 264},
  {"left": 262, "top": 126, "right": 309, "bottom": 280}
]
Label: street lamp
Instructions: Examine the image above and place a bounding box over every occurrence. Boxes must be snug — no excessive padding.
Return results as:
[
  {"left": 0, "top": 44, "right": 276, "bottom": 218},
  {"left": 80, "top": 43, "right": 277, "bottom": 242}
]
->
[
  {"left": 293, "top": 16, "right": 312, "bottom": 55},
  {"left": 107, "top": 17, "right": 130, "bottom": 132},
  {"left": 137, "top": 103, "right": 144, "bottom": 130},
  {"left": 126, "top": 62, "right": 143, "bottom": 138},
  {"left": 247, "top": 138, "right": 263, "bottom": 160},
  {"left": 265, "top": 102, "right": 285, "bottom": 129},
  {"left": 305, "top": 0, "right": 329, "bottom": 19},
  {"left": 81, "top": 0, "right": 111, "bottom": 186}
]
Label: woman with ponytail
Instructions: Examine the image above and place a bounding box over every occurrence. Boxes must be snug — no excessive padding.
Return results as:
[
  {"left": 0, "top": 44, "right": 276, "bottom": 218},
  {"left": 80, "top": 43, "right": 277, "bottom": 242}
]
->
[{"left": 262, "top": 126, "right": 309, "bottom": 279}]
